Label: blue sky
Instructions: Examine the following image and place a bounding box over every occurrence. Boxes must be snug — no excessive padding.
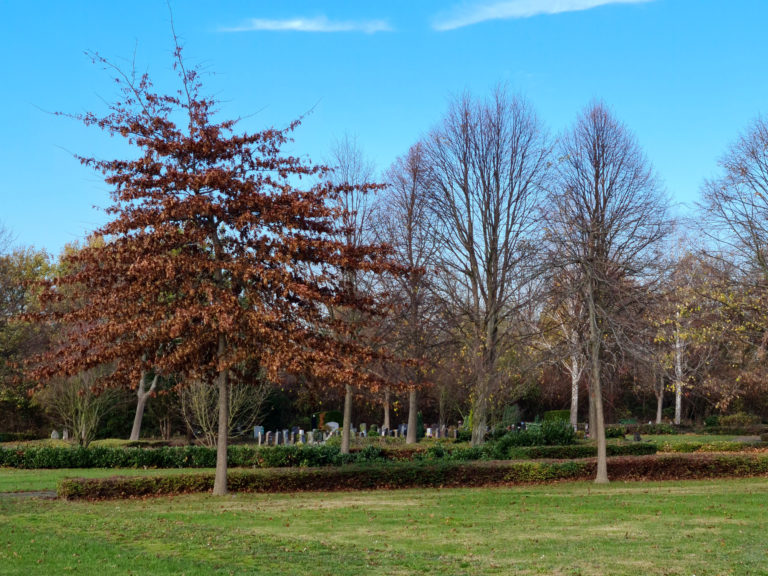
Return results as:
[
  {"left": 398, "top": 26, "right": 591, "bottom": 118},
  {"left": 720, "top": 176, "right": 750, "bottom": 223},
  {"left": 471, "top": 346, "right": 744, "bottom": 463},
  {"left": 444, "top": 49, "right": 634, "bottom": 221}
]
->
[{"left": 1, "top": 0, "right": 766, "bottom": 256}]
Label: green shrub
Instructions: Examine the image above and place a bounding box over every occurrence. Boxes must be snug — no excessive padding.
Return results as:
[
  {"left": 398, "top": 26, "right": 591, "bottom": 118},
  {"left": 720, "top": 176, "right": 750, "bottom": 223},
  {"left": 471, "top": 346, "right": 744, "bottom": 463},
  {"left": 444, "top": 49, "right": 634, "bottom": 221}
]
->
[
  {"left": 704, "top": 415, "right": 720, "bottom": 427},
  {"left": 605, "top": 425, "right": 627, "bottom": 438},
  {"left": 637, "top": 423, "right": 679, "bottom": 435},
  {"left": 719, "top": 412, "right": 762, "bottom": 428},
  {"left": 657, "top": 441, "right": 766, "bottom": 454},
  {"left": 455, "top": 428, "right": 472, "bottom": 443},
  {"left": 542, "top": 410, "right": 570, "bottom": 422},
  {"left": 702, "top": 425, "right": 767, "bottom": 435},
  {"left": 505, "top": 443, "right": 657, "bottom": 460},
  {"left": 489, "top": 421, "right": 576, "bottom": 458}
]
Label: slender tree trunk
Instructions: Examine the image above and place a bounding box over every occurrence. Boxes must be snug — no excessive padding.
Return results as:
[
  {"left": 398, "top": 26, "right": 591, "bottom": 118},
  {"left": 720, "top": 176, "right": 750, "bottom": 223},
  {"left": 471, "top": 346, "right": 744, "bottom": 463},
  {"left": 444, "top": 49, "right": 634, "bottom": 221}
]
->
[
  {"left": 471, "top": 374, "right": 489, "bottom": 446},
  {"left": 341, "top": 384, "right": 353, "bottom": 454},
  {"left": 212, "top": 335, "right": 229, "bottom": 496},
  {"left": 438, "top": 385, "right": 447, "bottom": 429},
  {"left": 406, "top": 389, "right": 418, "bottom": 444},
  {"left": 588, "top": 288, "right": 609, "bottom": 484},
  {"left": 587, "top": 381, "right": 596, "bottom": 438},
  {"left": 674, "top": 328, "right": 684, "bottom": 425},
  {"left": 129, "top": 371, "right": 158, "bottom": 441},
  {"left": 569, "top": 353, "right": 580, "bottom": 428},
  {"left": 656, "top": 390, "right": 664, "bottom": 424},
  {"left": 382, "top": 388, "right": 391, "bottom": 431}
]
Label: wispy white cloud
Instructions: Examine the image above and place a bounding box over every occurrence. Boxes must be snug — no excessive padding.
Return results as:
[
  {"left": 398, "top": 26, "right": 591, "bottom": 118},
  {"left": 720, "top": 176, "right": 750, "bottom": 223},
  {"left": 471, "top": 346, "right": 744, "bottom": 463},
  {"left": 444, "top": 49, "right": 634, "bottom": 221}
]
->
[
  {"left": 433, "top": 0, "right": 655, "bottom": 31},
  {"left": 221, "top": 15, "right": 392, "bottom": 34}
]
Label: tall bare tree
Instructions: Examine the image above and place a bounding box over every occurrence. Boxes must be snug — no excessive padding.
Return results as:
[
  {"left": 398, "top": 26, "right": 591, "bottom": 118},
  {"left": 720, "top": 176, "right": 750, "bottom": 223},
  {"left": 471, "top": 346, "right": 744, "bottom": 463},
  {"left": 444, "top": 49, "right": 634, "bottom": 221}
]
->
[
  {"left": 327, "top": 134, "right": 379, "bottom": 454},
  {"left": 702, "top": 116, "right": 768, "bottom": 278},
  {"left": 701, "top": 116, "right": 768, "bottom": 386},
  {"left": 377, "top": 143, "right": 440, "bottom": 443},
  {"left": 424, "top": 88, "right": 550, "bottom": 445},
  {"left": 546, "top": 102, "right": 671, "bottom": 482}
]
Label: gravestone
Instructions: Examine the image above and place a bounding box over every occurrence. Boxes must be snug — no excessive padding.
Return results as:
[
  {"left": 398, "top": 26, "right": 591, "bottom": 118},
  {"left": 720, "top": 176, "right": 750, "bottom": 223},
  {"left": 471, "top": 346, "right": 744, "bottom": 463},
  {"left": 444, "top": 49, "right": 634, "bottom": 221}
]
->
[
  {"left": 265, "top": 431, "right": 273, "bottom": 445},
  {"left": 283, "top": 429, "right": 290, "bottom": 445},
  {"left": 51, "top": 430, "right": 60, "bottom": 440},
  {"left": 360, "top": 423, "right": 367, "bottom": 437},
  {"left": 62, "top": 429, "right": 69, "bottom": 441}
]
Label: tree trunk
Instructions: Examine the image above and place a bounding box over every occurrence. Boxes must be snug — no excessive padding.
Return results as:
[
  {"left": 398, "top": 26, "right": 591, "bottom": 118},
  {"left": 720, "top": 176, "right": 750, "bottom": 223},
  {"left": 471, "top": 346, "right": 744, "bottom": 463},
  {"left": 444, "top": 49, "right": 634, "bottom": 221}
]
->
[
  {"left": 212, "top": 335, "right": 229, "bottom": 496},
  {"left": 382, "top": 387, "right": 391, "bottom": 431},
  {"left": 674, "top": 328, "right": 684, "bottom": 425},
  {"left": 569, "top": 353, "right": 580, "bottom": 428},
  {"left": 406, "top": 388, "right": 418, "bottom": 444},
  {"left": 129, "top": 371, "right": 158, "bottom": 441},
  {"left": 341, "top": 384, "right": 352, "bottom": 454},
  {"left": 438, "top": 385, "right": 447, "bottom": 429},
  {"left": 471, "top": 374, "right": 489, "bottom": 446},
  {"left": 656, "top": 390, "right": 664, "bottom": 424},
  {"left": 588, "top": 289, "right": 609, "bottom": 484}
]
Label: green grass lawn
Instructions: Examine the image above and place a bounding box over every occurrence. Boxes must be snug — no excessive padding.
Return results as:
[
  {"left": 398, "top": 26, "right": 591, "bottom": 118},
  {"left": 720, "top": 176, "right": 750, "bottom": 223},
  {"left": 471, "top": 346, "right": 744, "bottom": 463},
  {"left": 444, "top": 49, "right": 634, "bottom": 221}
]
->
[{"left": 1, "top": 478, "right": 767, "bottom": 575}]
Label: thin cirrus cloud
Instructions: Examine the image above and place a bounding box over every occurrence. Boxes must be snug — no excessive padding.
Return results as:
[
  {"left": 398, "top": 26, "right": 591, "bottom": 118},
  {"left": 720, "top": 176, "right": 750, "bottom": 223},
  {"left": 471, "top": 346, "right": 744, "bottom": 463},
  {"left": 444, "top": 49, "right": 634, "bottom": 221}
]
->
[
  {"left": 221, "top": 15, "right": 392, "bottom": 34},
  {"left": 433, "top": 0, "right": 655, "bottom": 31}
]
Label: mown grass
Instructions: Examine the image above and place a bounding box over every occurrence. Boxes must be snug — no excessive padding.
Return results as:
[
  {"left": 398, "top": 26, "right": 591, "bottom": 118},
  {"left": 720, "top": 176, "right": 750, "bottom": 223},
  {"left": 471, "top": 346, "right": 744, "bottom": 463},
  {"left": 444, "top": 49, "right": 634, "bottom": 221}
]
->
[{"left": 1, "top": 478, "right": 767, "bottom": 575}]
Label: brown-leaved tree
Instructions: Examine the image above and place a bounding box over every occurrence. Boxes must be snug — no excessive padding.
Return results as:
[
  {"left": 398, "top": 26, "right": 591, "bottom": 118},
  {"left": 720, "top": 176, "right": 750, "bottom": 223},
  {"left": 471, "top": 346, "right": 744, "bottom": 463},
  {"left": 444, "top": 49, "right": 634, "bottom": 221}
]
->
[{"left": 30, "top": 44, "right": 391, "bottom": 494}]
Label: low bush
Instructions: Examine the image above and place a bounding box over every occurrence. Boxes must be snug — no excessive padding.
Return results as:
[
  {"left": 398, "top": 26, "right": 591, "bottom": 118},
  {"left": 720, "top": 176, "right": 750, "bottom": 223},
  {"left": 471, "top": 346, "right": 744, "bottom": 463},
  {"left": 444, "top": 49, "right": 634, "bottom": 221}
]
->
[
  {"left": 604, "top": 425, "right": 627, "bottom": 439},
  {"left": 719, "top": 412, "right": 762, "bottom": 428},
  {"left": 489, "top": 420, "right": 576, "bottom": 458},
  {"left": 698, "top": 425, "right": 767, "bottom": 436},
  {"left": 657, "top": 440, "right": 767, "bottom": 453},
  {"left": 637, "top": 423, "right": 679, "bottom": 435},
  {"left": 542, "top": 410, "right": 570, "bottom": 422},
  {"left": 455, "top": 428, "right": 472, "bottom": 443},
  {"left": 58, "top": 452, "right": 768, "bottom": 500},
  {"left": 505, "top": 443, "right": 657, "bottom": 460}
]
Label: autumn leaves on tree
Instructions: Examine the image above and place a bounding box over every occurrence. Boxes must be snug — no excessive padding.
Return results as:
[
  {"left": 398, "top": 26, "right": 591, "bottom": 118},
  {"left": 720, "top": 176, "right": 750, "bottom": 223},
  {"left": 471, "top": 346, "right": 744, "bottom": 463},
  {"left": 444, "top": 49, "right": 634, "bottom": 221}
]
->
[{"left": 30, "top": 46, "right": 395, "bottom": 495}]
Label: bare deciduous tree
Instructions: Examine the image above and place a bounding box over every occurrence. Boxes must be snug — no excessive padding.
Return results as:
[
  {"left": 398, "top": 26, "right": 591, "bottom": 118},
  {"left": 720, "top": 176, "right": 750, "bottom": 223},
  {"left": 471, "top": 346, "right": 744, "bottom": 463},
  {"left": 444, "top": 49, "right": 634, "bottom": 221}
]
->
[
  {"left": 38, "top": 365, "right": 116, "bottom": 447},
  {"left": 425, "top": 88, "right": 550, "bottom": 445},
  {"left": 378, "top": 143, "right": 440, "bottom": 443},
  {"left": 327, "top": 134, "right": 379, "bottom": 454},
  {"left": 546, "top": 102, "right": 671, "bottom": 483},
  {"left": 180, "top": 377, "right": 271, "bottom": 447},
  {"left": 702, "top": 116, "right": 768, "bottom": 278}
]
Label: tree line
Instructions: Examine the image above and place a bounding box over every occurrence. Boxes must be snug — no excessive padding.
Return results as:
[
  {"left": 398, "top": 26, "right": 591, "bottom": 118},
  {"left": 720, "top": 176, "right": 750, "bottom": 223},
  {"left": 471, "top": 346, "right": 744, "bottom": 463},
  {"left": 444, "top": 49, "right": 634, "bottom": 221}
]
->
[{"left": 2, "top": 48, "right": 768, "bottom": 490}]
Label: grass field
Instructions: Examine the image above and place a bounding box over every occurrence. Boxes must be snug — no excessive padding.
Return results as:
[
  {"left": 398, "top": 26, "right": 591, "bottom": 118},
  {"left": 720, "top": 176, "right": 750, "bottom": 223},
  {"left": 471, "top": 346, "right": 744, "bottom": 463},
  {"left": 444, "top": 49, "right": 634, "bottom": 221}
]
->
[{"left": 1, "top": 477, "right": 767, "bottom": 575}]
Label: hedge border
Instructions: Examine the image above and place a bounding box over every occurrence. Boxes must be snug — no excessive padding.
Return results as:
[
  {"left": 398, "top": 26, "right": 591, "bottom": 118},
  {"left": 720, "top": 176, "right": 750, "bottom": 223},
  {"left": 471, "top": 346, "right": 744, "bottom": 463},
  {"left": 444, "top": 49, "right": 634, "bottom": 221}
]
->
[
  {"left": 0, "top": 442, "right": 658, "bottom": 470},
  {"left": 58, "top": 452, "right": 768, "bottom": 500}
]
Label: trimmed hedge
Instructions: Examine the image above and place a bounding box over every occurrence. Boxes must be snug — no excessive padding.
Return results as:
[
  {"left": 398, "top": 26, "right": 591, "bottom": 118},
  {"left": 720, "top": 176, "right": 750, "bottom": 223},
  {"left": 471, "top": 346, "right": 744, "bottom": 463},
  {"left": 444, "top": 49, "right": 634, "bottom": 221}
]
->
[
  {"left": 700, "top": 426, "right": 767, "bottom": 436},
  {"left": 506, "top": 443, "right": 657, "bottom": 460},
  {"left": 58, "top": 452, "right": 768, "bottom": 500},
  {"left": 657, "top": 440, "right": 768, "bottom": 453},
  {"left": 0, "top": 444, "right": 377, "bottom": 469},
  {"left": 636, "top": 423, "right": 679, "bottom": 435},
  {"left": 9, "top": 437, "right": 762, "bottom": 470}
]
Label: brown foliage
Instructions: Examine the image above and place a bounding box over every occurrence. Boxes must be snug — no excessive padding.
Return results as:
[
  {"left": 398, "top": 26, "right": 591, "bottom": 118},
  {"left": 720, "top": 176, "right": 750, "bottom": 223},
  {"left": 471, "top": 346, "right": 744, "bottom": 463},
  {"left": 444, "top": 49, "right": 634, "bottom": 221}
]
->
[{"left": 27, "top": 46, "right": 395, "bottom": 396}]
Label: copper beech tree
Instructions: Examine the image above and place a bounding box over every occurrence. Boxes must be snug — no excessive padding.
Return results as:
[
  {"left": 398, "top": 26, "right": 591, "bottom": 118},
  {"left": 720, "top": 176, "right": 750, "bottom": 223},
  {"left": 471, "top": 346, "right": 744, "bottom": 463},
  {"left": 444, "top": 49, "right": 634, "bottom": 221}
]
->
[{"left": 31, "top": 47, "right": 393, "bottom": 495}]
